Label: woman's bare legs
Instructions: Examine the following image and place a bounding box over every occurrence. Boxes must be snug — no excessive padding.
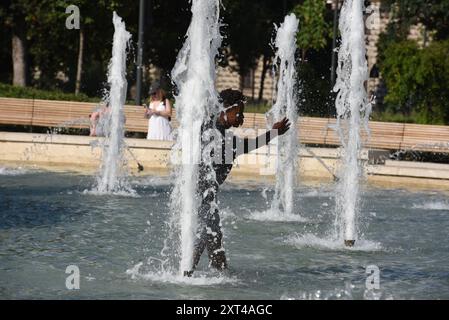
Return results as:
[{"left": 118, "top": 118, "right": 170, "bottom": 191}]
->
[{"left": 89, "top": 111, "right": 101, "bottom": 136}]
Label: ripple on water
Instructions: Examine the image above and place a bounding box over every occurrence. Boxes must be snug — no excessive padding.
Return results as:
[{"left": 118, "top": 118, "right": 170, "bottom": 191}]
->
[
  {"left": 411, "top": 201, "right": 449, "bottom": 211},
  {"left": 281, "top": 287, "right": 394, "bottom": 300},
  {"left": 285, "top": 233, "right": 383, "bottom": 252},
  {"left": 247, "top": 210, "right": 308, "bottom": 222},
  {"left": 0, "top": 166, "right": 30, "bottom": 176},
  {"left": 81, "top": 188, "right": 140, "bottom": 198}
]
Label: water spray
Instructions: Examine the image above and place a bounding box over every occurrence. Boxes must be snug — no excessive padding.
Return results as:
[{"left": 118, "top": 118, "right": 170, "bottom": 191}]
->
[
  {"left": 333, "top": 0, "right": 372, "bottom": 247},
  {"left": 268, "top": 13, "right": 300, "bottom": 216},
  {"left": 96, "top": 12, "right": 132, "bottom": 193},
  {"left": 170, "top": 0, "right": 222, "bottom": 276}
]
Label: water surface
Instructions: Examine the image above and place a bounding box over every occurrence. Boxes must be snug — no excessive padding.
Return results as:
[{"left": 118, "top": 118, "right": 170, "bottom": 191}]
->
[{"left": 1, "top": 168, "right": 448, "bottom": 299}]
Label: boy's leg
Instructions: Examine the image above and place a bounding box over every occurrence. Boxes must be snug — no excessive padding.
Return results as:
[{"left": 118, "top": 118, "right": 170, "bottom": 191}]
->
[
  {"left": 186, "top": 195, "right": 211, "bottom": 276},
  {"left": 189, "top": 185, "right": 227, "bottom": 273},
  {"left": 206, "top": 209, "right": 227, "bottom": 271},
  {"left": 190, "top": 225, "right": 207, "bottom": 274},
  {"left": 190, "top": 168, "right": 227, "bottom": 273}
]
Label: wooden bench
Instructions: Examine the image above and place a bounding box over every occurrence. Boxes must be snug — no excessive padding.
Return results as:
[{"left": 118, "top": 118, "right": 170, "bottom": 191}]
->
[
  {"left": 0, "top": 97, "right": 172, "bottom": 132},
  {"left": 0, "top": 98, "right": 34, "bottom": 126},
  {"left": 1, "top": 97, "right": 448, "bottom": 153},
  {"left": 401, "top": 123, "right": 449, "bottom": 153},
  {"left": 364, "top": 121, "right": 405, "bottom": 150}
]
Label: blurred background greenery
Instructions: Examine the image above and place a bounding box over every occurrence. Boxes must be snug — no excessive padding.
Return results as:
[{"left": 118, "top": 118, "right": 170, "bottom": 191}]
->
[{"left": 0, "top": 0, "right": 448, "bottom": 124}]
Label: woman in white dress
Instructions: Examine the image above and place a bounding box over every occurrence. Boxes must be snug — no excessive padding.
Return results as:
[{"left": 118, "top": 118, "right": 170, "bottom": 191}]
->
[{"left": 144, "top": 84, "right": 173, "bottom": 140}]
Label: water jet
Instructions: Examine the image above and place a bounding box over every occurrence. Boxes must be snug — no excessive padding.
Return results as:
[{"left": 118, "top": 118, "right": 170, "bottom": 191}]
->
[
  {"left": 268, "top": 13, "right": 300, "bottom": 216},
  {"left": 334, "top": 0, "right": 372, "bottom": 247}
]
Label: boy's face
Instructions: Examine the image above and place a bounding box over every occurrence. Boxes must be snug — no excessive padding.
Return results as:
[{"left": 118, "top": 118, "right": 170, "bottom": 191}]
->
[{"left": 221, "top": 103, "right": 245, "bottom": 128}]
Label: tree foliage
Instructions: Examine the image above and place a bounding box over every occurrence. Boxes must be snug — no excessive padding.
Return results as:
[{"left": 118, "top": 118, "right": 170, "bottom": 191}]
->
[
  {"left": 379, "top": 40, "right": 449, "bottom": 124},
  {"left": 291, "top": 0, "right": 334, "bottom": 117},
  {"left": 381, "top": 0, "right": 449, "bottom": 40},
  {"left": 0, "top": 0, "right": 139, "bottom": 94},
  {"left": 0, "top": 0, "right": 332, "bottom": 116},
  {"left": 145, "top": 1, "right": 191, "bottom": 74},
  {"left": 377, "top": 0, "right": 449, "bottom": 124},
  {"left": 221, "top": 0, "right": 297, "bottom": 81},
  {"left": 293, "top": 0, "right": 331, "bottom": 59}
]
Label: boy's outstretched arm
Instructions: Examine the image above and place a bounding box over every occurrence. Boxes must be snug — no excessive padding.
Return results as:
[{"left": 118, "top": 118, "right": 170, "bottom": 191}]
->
[{"left": 236, "top": 117, "right": 291, "bottom": 155}]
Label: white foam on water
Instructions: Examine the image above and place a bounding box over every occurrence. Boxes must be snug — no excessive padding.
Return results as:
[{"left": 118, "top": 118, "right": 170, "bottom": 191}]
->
[
  {"left": 281, "top": 287, "right": 354, "bottom": 300},
  {"left": 411, "top": 201, "right": 449, "bottom": 210},
  {"left": 131, "top": 176, "right": 172, "bottom": 187},
  {"left": 82, "top": 188, "right": 139, "bottom": 198},
  {"left": 231, "top": 253, "right": 266, "bottom": 261},
  {"left": 281, "top": 286, "right": 394, "bottom": 300},
  {"left": 126, "top": 262, "right": 239, "bottom": 286},
  {"left": 285, "top": 233, "right": 382, "bottom": 252},
  {"left": 0, "top": 167, "right": 30, "bottom": 175},
  {"left": 220, "top": 208, "right": 237, "bottom": 223},
  {"left": 299, "top": 189, "right": 334, "bottom": 198},
  {"left": 299, "top": 189, "right": 319, "bottom": 197},
  {"left": 247, "top": 209, "right": 308, "bottom": 222}
]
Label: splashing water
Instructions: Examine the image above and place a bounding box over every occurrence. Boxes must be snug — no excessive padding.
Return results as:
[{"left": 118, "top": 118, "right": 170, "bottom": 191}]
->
[
  {"left": 126, "top": 260, "right": 238, "bottom": 286},
  {"left": 248, "top": 209, "right": 308, "bottom": 222},
  {"left": 0, "top": 166, "right": 30, "bottom": 176},
  {"left": 285, "top": 233, "right": 382, "bottom": 252},
  {"left": 333, "top": 0, "right": 372, "bottom": 244},
  {"left": 268, "top": 13, "right": 300, "bottom": 216},
  {"left": 96, "top": 12, "right": 132, "bottom": 194},
  {"left": 169, "top": 0, "right": 222, "bottom": 275},
  {"left": 412, "top": 201, "right": 449, "bottom": 211}
]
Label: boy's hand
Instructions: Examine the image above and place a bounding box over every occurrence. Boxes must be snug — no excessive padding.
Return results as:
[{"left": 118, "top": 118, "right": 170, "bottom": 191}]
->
[{"left": 272, "top": 117, "right": 291, "bottom": 135}]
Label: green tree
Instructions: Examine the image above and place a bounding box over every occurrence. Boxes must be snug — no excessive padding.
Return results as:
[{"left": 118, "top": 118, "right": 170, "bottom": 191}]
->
[
  {"left": 0, "top": 0, "right": 138, "bottom": 95},
  {"left": 221, "top": 1, "right": 269, "bottom": 91},
  {"left": 144, "top": 0, "right": 191, "bottom": 87},
  {"left": 382, "top": 0, "right": 449, "bottom": 41},
  {"left": 221, "top": 0, "right": 297, "bottom": 100},
  {"left": 377, "top": 0, "right": 449, "bottom": 124},
  {"left": 379, "top": 40, "right": 449, "bottom": 124},
  {"left": 293, "top": 0, "right": 331, "bottom": 60},
  {"left": 290, "top": 1, "right": 334, "bottom": 117},
  {"left": 0, "top": 0, "right": 32, "bottom": 86}
]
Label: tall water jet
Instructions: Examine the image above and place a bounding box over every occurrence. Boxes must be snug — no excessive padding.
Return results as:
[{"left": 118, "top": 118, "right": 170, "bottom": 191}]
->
[
  {"left": 268, "top": 13, "right": 300, "bottom": 216},
  {"left": 170, "top": 0, "right": 222, "bottom": 275},
  {"left": 96, "top": 12, "right": 132, "bottom": 193},
  {"left": 333, "top": 0, "right": 372, "bottom": 246}
]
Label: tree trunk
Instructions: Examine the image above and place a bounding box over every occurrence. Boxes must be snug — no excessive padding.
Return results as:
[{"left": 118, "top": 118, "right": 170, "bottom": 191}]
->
[
  {"left": 258, "top": 54, "right": 269, "bottom": 102},
  {"left": 75, "top": 27, "right": 84, "bottom": 95},
  {"left": 11, "top": 25, "right": 27, "bottom": 87}
]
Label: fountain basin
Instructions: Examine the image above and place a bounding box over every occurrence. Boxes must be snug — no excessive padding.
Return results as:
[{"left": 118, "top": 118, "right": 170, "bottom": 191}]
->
[{"left": 1, "top": 169, "right": 449, "bottom": 299}]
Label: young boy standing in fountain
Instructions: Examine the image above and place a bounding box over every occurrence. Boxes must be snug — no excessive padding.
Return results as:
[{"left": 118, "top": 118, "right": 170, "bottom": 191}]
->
[{"left": 186, "top": 89, "right": 290, "bottom": 276}]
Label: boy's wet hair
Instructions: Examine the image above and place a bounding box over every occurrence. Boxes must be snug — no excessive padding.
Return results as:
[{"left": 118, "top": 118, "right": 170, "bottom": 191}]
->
[{"left": 219, "top": 89, "right": 246, "bottom": 108}]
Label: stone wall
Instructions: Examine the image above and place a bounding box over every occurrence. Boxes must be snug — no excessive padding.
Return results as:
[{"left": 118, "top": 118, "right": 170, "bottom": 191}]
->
[
  {"left": 365, "top": 0, "right": 390, "bottom": 104},
  {"left": 216, "top": 55, "right": 276, "bottom": 102}
]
